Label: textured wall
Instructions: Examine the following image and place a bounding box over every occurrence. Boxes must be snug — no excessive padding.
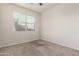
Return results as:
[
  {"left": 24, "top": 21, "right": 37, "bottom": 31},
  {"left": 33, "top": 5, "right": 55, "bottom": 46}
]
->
[
  {"left": 0, "top": 4, "right": 40, "bottom": 47},
  {"left": 41, "top": 4, "right": 79, "bottom": 50}
]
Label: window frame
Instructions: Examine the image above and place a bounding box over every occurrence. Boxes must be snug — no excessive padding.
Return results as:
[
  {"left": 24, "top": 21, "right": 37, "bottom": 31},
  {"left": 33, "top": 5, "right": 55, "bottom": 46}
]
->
[{"left": 13, "top": 12, "right": 35, "bottom": 31}]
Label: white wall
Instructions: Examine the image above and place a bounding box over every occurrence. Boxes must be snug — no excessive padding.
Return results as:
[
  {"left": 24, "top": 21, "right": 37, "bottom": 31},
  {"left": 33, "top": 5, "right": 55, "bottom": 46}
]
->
[
  {"left": 0, "top": 4, "right": 40, "bottom": 47},
  {"left": 41, "top": 4, "right": 79, "bottom": 50}
]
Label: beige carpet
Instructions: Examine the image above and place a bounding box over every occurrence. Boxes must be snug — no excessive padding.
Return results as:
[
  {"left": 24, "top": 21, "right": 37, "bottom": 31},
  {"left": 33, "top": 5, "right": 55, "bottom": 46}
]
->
[{"left": 0, "top": 39, "right": 79, "bottom": 56}]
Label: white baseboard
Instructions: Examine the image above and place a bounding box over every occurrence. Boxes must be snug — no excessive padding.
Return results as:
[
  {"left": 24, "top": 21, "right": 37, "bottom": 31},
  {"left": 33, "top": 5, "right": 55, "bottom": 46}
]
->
[
  {"left": 42, "top": 37, "right": 79, "bottom": 51},
  {"left": 0, "top": 39, "right": 39, "bottom": 48}
]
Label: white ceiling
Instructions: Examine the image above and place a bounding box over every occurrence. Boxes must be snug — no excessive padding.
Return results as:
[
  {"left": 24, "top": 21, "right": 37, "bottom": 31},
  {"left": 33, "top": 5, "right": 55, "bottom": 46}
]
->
[{"left": 15, "top": 3, "right": 57, "bottom": 13}]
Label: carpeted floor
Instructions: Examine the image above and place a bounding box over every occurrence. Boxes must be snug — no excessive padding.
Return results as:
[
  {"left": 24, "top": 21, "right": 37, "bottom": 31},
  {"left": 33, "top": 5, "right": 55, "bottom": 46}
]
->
[{"left": 0, "top": 39, "right": 79, "bottom": 56}]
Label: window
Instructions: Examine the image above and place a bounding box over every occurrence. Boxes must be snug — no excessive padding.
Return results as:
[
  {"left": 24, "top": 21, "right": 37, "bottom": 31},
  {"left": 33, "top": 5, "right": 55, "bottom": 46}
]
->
[
  {"left": 13, "top": 12, "right": 35, "bottom": 31},
  {"left": 27, "top": 16, "right": 35, "bottom": 31}
]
